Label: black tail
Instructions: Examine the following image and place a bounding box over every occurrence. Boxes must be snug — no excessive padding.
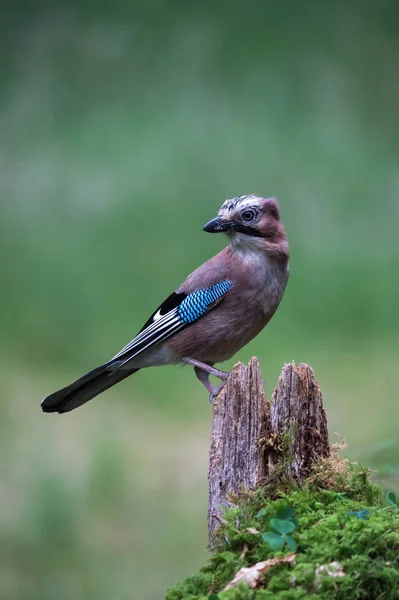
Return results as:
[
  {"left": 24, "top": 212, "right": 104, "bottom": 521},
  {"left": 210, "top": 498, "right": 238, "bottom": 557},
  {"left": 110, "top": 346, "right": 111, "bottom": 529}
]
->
[{"left": 41, "top": 363, "right": 140, "bottom": 414}]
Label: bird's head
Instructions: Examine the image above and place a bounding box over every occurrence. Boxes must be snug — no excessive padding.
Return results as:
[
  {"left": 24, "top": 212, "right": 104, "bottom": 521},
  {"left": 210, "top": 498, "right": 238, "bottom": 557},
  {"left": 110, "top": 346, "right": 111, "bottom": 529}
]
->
[{"left": 203, "top": 195, "right": 289, "bottom": 260}]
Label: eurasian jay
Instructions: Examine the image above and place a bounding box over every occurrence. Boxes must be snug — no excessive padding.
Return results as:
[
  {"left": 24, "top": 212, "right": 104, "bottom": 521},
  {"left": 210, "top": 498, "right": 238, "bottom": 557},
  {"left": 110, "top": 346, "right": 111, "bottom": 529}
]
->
[{"left": 41, "top": 195, "right": 289, "bottom": 414}]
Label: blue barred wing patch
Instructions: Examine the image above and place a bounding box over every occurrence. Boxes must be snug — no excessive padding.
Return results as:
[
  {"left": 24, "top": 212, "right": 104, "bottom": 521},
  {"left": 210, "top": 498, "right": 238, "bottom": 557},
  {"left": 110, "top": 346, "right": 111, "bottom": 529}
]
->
[{"left": 178, "top": 280, "right": 232, "bottom": 324}]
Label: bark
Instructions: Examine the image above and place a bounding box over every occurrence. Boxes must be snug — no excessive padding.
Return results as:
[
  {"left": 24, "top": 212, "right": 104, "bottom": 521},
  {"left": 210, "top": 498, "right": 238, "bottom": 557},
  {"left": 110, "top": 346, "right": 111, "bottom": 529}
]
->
[{"left": 208, "top": 359, "right": 329, "bottom": 546}]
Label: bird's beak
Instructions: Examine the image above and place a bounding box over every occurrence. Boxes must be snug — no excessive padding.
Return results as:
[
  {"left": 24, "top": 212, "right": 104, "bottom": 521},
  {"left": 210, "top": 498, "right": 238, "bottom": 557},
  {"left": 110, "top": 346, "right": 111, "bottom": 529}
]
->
[{"left": 203, "top": 217, "right": 236, "bottom": 233}]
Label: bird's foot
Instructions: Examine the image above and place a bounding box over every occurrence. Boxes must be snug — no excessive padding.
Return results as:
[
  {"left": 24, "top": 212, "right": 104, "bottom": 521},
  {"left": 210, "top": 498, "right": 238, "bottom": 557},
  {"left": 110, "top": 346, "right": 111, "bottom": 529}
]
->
[
  {"left": 184, "top": 358, "right": 231, "bottom": 380},
  {"left": 209, "top": 382, "right": 225, "bottom": 405},
  {"left": 211, "top": 368, "right": 230, "bottom": 380},
  {"left": 193, "top": 364, "right": 229, "bottom": 404}
]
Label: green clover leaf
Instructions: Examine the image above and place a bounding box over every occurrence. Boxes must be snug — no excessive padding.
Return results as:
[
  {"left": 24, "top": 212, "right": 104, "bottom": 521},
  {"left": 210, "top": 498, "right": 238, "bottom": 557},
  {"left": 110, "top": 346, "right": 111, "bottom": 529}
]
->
[
  {"left": 387, "top": 491, "right": 397, "bottom": 508},
  {"left": 270, "top": 518, "right": 296, "bottom": 535},
  {"left": 262, "top": 531, "right": 285, "bottom": 550},
  {"left": 275, "top": 505, "right": 295, "bottom": 520},
  {"left": 285, "top": 534, "right": 297, "bottom": 552}
]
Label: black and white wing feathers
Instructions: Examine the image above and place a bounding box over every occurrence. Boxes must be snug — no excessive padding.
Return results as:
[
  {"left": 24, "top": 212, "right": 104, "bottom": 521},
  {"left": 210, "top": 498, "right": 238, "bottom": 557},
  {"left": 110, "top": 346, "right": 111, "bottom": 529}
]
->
[{"left": 110, "top": 292, "right": 188, "bottom": 367}]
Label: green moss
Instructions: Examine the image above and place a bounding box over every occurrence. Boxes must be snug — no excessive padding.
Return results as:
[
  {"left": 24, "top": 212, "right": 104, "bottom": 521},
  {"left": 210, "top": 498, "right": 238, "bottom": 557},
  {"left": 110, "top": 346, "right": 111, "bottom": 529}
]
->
[{"left": 165, "top": 453, "right": 399, "bottom": 600}]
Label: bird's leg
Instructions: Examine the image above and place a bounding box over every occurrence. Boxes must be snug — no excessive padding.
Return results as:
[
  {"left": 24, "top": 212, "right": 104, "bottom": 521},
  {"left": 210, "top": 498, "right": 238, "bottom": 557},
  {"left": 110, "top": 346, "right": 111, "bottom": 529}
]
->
[
  {"left": 193, "top": 366, "right": 226, "bottom": 405},
  {"left": 183, "top": 358, "right": 231, "bottom": 380},
  {"left": 193, "top": 366, "right": 215, "bottom": 394},
  {"left": 187, "top": 358, "right": 231, "bottom": 404}
]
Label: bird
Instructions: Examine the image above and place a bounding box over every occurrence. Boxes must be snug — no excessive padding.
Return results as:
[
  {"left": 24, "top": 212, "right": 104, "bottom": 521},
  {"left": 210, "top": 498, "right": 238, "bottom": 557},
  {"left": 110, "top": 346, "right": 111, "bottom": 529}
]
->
[{"left": 41, "top": 195, "right": 290, "bottom": 414}]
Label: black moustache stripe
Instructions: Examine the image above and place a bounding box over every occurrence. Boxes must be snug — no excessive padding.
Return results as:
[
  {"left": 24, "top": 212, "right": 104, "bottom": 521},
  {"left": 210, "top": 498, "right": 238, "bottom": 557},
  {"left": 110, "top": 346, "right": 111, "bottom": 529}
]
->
[{"left": 234, "top": 224, "right": 264, "bottom": 237}]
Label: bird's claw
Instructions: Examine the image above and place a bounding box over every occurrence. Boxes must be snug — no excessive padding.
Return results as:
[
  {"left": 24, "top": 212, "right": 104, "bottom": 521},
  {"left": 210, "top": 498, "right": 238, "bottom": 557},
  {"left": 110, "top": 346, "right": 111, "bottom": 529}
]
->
[{"left": 209, "top": 382, "right": 225, "bottom": 405}]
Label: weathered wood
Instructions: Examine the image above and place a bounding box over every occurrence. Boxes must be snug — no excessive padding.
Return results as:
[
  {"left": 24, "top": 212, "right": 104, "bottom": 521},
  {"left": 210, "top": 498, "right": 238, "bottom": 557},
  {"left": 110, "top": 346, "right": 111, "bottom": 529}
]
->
[
  {"left": 208, "top": 357, "right": 270, "bottom": 542},
  {"left": 270, "top": 362, "right": 330, "bottom": 479},
  {"left": 208, "top": 358, "right": 330, "bottom": 546}
]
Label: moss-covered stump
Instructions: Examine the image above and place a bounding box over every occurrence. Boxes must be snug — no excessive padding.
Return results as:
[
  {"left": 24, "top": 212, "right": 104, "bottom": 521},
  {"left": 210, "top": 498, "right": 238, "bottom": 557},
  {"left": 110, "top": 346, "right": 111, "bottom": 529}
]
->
[{"left": 166, "top": 448, "right": 399, "bottom": 600}]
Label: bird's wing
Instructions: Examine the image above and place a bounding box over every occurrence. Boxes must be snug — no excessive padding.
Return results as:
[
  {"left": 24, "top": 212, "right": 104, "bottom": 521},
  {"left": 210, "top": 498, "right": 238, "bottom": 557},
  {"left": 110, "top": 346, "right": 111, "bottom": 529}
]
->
[{"left": 110, "top": 280, "right": 232, "bottom": 368}]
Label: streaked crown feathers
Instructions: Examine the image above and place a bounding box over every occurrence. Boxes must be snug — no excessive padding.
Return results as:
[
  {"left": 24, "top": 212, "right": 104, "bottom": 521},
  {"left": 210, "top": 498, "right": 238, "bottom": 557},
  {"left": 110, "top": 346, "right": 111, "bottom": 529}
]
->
[{"left": 218, "top": 195, "right": 280, "bottom": 219}]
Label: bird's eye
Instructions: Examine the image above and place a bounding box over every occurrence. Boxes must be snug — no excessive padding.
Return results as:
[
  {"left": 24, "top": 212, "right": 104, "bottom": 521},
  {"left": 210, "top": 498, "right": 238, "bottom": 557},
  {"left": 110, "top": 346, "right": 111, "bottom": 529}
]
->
[{"left": 242, "top": 209, "right": 256, "bottom": 222}]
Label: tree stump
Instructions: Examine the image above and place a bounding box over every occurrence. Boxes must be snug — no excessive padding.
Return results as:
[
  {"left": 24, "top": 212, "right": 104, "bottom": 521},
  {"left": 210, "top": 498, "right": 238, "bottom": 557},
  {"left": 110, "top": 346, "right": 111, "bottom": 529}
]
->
[{"left": 208, "top": 358, "right": 330, "bottom": 546}]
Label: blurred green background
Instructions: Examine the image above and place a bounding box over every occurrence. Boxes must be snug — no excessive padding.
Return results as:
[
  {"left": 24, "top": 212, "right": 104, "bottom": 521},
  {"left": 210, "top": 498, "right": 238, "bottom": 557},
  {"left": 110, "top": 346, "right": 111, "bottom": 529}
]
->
[{"left": 1, "top": 1, "right": 399, "bottom": 598}]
